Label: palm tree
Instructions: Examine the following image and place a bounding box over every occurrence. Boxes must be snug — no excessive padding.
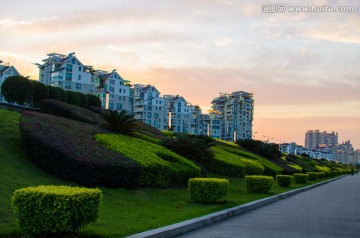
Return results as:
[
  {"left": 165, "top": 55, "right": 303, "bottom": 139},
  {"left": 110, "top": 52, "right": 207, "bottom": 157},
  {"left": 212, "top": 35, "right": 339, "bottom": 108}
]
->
[{"left": 101, "top": 110, "right": 140, "bottom": 134}]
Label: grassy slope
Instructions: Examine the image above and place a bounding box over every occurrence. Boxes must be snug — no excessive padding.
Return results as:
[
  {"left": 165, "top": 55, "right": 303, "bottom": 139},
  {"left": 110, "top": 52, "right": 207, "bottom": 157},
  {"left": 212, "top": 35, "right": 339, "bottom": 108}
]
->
[{"left": 0, "top": 109, "right": 339, "bottom": 237}]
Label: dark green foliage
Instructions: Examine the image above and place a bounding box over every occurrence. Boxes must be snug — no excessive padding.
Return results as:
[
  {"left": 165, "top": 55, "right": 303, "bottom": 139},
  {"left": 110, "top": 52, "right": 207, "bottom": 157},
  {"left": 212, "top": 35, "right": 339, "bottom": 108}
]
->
[
  {"left": 19, "top": 111, "right": 142, "bottom": 187},
  {"left": 101, "top": 110, "right": 140, "bottom": 134},
  {"left": 162, "top": 130, "right": 175, "bottom": 137},
  {"left": 66, "top": 90, "right": 81, "bottom": 106},
  {"left": 161, "top": 133, "right": 214, "bottom": 164},
  {"left": 307, "top": 172, "right": 319, "bottom": 181},
  {"left": 209, "top": 147, "right": 246, "bottom": 178},
  {"left": 237, "top": 139, "right": 281, "bottom": 160},
  {"left": 1, "top": 76, "right": 33, "bottom": 105},
  {"left": 76, "top": 92, "right": 88, "bottom": 108},
  {"left": 47, "top": 85, "right": 62, "bottom": 101},
  {"left": 30, "top": 80, "right": 49, "bottom": 107},
  {"left": 87, "top": 93, "right": 102, "bottom": 107},
  {"left": 188, "top": 178, "right": 229, "bottom": 203},
  {"left": 12, "top": 186, "right": 102, "bottom": 237},
  {"left": 316, "top": 172, "right": 325, "bottom": 179},
  {"left": 245, "top": 175, "right": 274, "bottom": 193},
  {"left": 286, "top": 154, "right": 317, "bottom": 173},
  {"left": 276, "top": 175, "right": 294, "bottom": 187},
  {"left": 95, "top": 134, "right": 201, "bottom": 188},
  {"left": 58, "top": 87, "right": 68, "bottom": 102},
  {"left": 38, "top": 99, "right": 105, "bottom": 125},
  {"left": 293, "top": 173, "right": 309, "bottom": 184}
]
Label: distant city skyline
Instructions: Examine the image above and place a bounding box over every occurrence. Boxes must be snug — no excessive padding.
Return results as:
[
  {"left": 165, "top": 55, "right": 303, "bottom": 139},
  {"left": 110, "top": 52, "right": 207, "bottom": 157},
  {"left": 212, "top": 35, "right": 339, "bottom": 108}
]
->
[{"left": 0, "top": 0, "right": 359, "bottom": 149}]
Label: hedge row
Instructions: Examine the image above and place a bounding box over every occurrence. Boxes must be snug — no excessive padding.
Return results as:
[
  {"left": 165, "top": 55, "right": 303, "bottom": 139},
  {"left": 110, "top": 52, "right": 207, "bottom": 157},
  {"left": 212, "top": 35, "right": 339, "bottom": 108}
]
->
[
  {"left": 215, "top": 145, "right": 283, "bottom": 176},
  {"left": 19, "top": 111, "right": 142, "bottom": 187},
  {"left": 293, "top": 173, "right": 309, "bottom": 184},
  {"left": 276, "top": 175, "right": 293, "bottom": 187},
  {"left": 209, "top": 147, "right": 246, "bottom": 178},
  {"left": 12, "top": 186, "right": 102, "bottom": 237},
  {"left": 245, "top": 176, "right": 274, "bottom": 193},
  {"left": 95, "top": 134, "right": 201, "bottom": 188},
  {"left": 188, "top": 178, "right": 229, "bottom": 203},
  {"left": 38, "top": 99, "right": 105, "bottom": 125}
]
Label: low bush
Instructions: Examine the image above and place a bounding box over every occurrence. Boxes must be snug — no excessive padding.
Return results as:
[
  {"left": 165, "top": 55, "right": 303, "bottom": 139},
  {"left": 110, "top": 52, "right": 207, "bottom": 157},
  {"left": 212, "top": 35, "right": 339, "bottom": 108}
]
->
[
  {"left": 188, "top": 178, "right": 229, "bottom": 203},
  {"left": 30, "top": 80, "right": 49, "bottom": 107},
  {"left": 245, "top": 175, "right": 274, "bottom": 193},
  {"left": 307, "top": 172, "right": 319, "bottom": 181},
  {"left": 315, "top": 165, "right": 331, "bottom": 172},
  {"left": 95, "top": 134, "right": 201, "bottom": 188},
  {"left": 288, "top": 163, "right": 303, "bottom": 173},
  {"left": 162, "top": 130, "right": 175, "bottom": 137},
  {"left": 209, "top": 147, "right": 246, "bottom": 178},
  {"left": 12, "top": 185, "right": 102, "bottom": 237},
  {"left": 20, "top": 111, "right": 141, "bottom": 187},
  {"left": 316, "top": 172, "right": 325, "bottom": 179},
  {"left": 215, "top": 145, "right": 283, "bottom": 176},
  {"left": 77, "top": 92, "right": 89, "bottom": 108},
  {"left": 87, "top": 93, "right": 102, "bottom": 108},
  {"left": 66, "top": 90, "right": 81, "bottom": 106},
  {"left": 276, "top": 175, "right": 293, "bottom": 187},
  {"left": 240, "top": 159, "right": 264, "bottom": 175},
  {"left": 58, "top": 87, "right": 68, "bottom": 103},
  {"left": 47, "top": 85, "right": 62, "bottom": 101},
  {"left": 38, "top": 99, "right": 104, "bottom": 125},
  {"left": 293, "top": 173, "right": 309, "bottom": 184}
]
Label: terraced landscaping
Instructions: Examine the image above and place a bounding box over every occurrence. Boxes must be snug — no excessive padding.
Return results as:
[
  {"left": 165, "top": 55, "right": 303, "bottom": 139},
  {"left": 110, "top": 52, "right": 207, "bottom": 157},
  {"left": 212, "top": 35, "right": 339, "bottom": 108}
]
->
[{"left": 0, "top": 107, "right": 352, "bottom": 237}]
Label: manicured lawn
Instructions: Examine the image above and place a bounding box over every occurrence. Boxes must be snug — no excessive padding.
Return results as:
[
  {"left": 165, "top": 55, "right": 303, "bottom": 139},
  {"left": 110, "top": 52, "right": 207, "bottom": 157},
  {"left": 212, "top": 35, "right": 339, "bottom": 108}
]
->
[{"left": 0, "top": 108, "right": 341, "bottom": 237}]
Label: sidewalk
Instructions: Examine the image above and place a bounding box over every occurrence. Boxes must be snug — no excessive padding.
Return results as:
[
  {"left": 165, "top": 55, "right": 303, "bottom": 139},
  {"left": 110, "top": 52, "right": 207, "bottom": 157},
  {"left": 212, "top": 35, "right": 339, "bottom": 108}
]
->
[{"left": 178, "top": 174, "right": 360, "bottom": 238}]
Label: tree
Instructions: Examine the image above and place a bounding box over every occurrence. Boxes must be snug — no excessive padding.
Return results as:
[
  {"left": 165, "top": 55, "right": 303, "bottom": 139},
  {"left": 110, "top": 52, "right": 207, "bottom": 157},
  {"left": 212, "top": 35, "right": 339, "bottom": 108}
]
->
[
  {"left": 101, "top": 110, "right": 140, "bottom": 134},
  {"left": 1, "top": 76, "right": 33, "bottom": 105},
  {"left": 47, "top": 86, "right": 62, "bottom": 101},
  {"left": 76, "top": 92, "right": 88, "bottom": 108},
  {"left": 30, "top": 80, "right": 49, "bottom": 107},
  {"left": 66, "top": 91, "right": 81, "bottom": 106},
  {"left": 87, "top": 94, "right": 102, "bottom": 108}
]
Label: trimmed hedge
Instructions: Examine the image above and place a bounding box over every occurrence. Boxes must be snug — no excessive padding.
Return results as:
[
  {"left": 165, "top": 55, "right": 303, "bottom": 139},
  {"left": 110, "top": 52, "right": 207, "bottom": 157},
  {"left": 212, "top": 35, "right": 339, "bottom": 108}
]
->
[
  {"left": 240, "top": 159, "right": 265, "bottom": 175},
  {"left": 20, "top": 111, "right": 142, "bottom": 187},
  {"left": 276, "top": 175, "right": 293, "bottom": 187},
  {"left": 245, "top": 175, "right": 274, "bottom": 193},
  {"left": 294, "top": 173, "right": 309, "bottom": 184},
  {"left": 209, "top": 147, "right": 246, "bottom": 178},
  {"left": 87, "top": 94, "right": 102, "bottom": 108},
  {"left": 38, "top": 99, "right": 105, "bottom": 125},
  {"left": 307, "top": 172, "right": 319, "bottom": 181},
  {"left": 66, "top": 90, "right": 81, "bottom": 106},
  {"left": 95, "top": 134, "right": 201, "bottom": 188},
  {"left": 316, "top": 172, "right": 325, "bottom": 179},
  {"left": 188, "top": 178, "right": 229, "bottom": 203},
  {"left": 12, "top": 186, "right": 102, "bottom": 237},
  {"left": 215, "top": 145, "right": 283, "bottom": 176}
]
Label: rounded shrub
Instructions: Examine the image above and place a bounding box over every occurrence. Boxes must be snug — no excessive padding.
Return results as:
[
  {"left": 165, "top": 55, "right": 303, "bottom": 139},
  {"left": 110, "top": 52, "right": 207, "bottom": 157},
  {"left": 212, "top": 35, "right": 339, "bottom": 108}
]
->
[
  {"left": 12, "top": 185, "right": 102, "bottom": 237},
  {"left": 66, "top": 90, "right": 81, "bottom": 106},
  {"left": 245, "top": 175, "right": 274, "bottom": 193},
  {"left": 316, "top": 172, "right": 325, "bottom": 179},
  {"left": 276, "top": 175, "right": 294, "bottom": 187},
  {"left": 58, "top": 87, "right": 68, "bottom": 103},
  {"left": 294, "top": 173, "right": 309, "bottom": 184},
  {"left": 240, "top": 159, "right": 265, "bottom": 175},
  {"left": 87, "top": 93, "right": 102, "bottom": 108},
  {"left": 188, "top": 178, "right": 229, "bottom": 203},
  {"left": 76, "top": 92, "right": 88, "bottom": 108},
  {"left": 307, "top": 172, "right": 319, "bottom": 181},
  {"left": 1, "top": 76, "right": 33, "bottom": 105},
  {"left": 30, "top": 80, "right": 49, "bottom": 106},
  {"left": 47, "top": 85, "right": 62, "bottom": 101}
]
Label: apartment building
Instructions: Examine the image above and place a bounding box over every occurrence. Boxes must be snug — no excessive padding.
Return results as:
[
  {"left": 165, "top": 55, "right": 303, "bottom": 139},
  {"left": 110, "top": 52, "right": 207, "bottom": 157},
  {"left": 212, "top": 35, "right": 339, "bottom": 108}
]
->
[
  {"left": 305, "top": 130, "right": 338, "bottom": 149},
  {"left": 164, "top": 95, "right": 193, "bottom": 133},
  {"left": 211, "top": 91, "right": 254, "bottom": 141},
  {"left": 0, "top": 61, "right": 21, "bottom": 102},
  {"left": 279, "top": 143, "right": 304, "bottom": 155},
  {"left": 94, "top": 69, "right": 131, "bottom": 111},
  {"left": 190, "top": 105, "right": 204, "bottom": 135},
  {"left": 333, "top": 140, "right": 355, "bottom": 164},
  {"left": 37, "top": 53, "right": 94, "bottom": 94},
  {"left": 132, "top": 84, "right": 167, "bottom": 130}
]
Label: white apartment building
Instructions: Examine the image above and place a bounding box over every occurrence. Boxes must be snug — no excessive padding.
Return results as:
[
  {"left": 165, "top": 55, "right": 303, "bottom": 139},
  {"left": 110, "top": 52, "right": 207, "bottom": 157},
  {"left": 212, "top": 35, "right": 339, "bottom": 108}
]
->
[
  {"left": 164, "top": 95, "right": 193, "bottom": 133},
  {"left": 132, "top": 84, "right": 167, "bottom": 130},
  {"left": 211, "top": 91, "right": 254, "bottom": 141},
  {"left": 333, "top": 140, "right": 355, "bottom": 164},
  {"left": 94, "top": 69, "right": 131, "bottom": 111},
  {"left": 301, "top": 149, "right": 333, "bottom": 161},
  {"left": 37, "top": 53, "right": 94, "bottom": 94},
  {"left": 280, "top": 143, "right": 304, "bottom": 155},
  {"left": 305, "top": 130, "right": 338, "bottom": 149},
  {"left": 0, "top": 61, "right": 21, "bottom": 102},
  {"left": 190, "top": 106, "right": 204, "bottom": 135}
]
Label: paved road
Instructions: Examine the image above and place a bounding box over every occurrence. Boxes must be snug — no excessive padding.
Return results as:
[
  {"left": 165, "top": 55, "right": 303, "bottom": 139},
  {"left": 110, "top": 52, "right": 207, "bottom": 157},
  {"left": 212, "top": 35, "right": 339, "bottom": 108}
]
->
[{"left": 179, "top": 175, "right": 360, "bottom": 238}]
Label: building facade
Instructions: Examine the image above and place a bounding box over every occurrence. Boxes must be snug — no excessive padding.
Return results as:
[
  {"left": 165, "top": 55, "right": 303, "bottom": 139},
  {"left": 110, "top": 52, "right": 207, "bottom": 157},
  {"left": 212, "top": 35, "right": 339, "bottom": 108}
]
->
[
  {"left": 333, "top": 140, "right": 355, "bottom": 164},
  {"left": 305, "top": 130, "right": 338, "bottom": 149},
  {"left": 164, "top": 95, "right": 193, "bottom": 133},
  {"left": 279, "top": 142, "right": 304, "bottom": 155},
  {"left": 211, "top": 91, "right": 254, "bottom": 141},
  {"left": 37, "top": 53, "right": 94, "bottom": 94},
  {"left": 0, "top": 61, "right": 21, "bottom": 102}
]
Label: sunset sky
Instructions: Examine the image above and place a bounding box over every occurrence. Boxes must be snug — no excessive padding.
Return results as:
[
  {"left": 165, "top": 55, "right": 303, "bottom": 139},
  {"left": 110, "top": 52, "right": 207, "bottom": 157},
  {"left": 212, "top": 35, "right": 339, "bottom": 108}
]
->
[{"left": 1, "top": 0, "right": 359, "bottom": 149}]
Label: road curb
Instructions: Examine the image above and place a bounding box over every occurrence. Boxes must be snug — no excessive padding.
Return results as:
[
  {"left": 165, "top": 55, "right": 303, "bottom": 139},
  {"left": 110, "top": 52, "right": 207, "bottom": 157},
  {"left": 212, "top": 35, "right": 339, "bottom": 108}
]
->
[{"left": 126, "top": 175, "right": 346, "bottom": 238}]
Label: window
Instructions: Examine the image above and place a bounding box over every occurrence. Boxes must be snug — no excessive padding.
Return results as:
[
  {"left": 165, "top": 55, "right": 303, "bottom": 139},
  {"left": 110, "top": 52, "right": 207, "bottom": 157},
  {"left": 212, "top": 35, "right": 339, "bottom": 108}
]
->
[
  {"left": 119, "top": 89, "right": 122, "bottom": 93},
  {"left": 71, "top": 58, "right": 76, "bottom": 64},
  {"left": 109, "top": 87, "right": 114, "bottom": 92},
  {"left": 117, "top": 103, "right": 122, "bottom": 110},
  {"left": 66, "top": 64, "right": 72, "bottom": 72},
  {"left": 110, "top": 80, "right": 115, "bottom": 85},
  {"left": 110, "top": 94, "right": 114, "bottom": 99},
  {"left": 76, "top": 83, "right": 81, "bottom": 90},
  {"left": 123, "top": 96, "right": 126, "bottom": 101},
  {"left": 177, "top": 107, "right": 181, "bottom": 113},
  {"left": 78, "top": 75, "right": 81, "bottom": 80},
  {"left": 65, "top": 82, "right": 71, "bottom": 89},
  {"left": 109, "top": 102, "right": 114, "bottom": 109},
  {"left": 154, "top": 113, "right": 159, "bottom": 119},
  {"left": 66, "top": 73, "right": 72, "bottom": 80},
  {"left": 148, "top": 106, "right": 152, "bottom": 110},
  {"left": 147, "top": 112, "right": 152, "bottom": 118},
  {"left": 79, "top": 66, "right": 82, "bottom": 71},
  {"left": 119, "top": 96, "right": 122, "bottom": 100},
  {"left": 147, "top": 119, "right": 152, "bottom": 125}
]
